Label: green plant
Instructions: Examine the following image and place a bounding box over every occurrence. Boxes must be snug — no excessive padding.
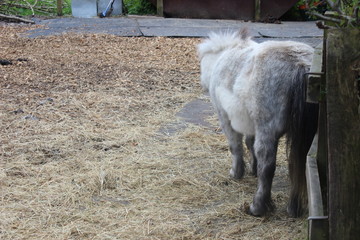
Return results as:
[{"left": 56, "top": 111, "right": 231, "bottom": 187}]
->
[
  {"left": 0, "top": 0, "right": 72, "bottom": 16},
  {"left": 123, "top": 0, "right": 155, "bottom": 15},
  {"left": 281, "top": 0, "right": 328, "bottom": 21},
  {"left": 307, "top": 0, "right": 360, "bottom": 27},
  {"left": 283, "top": 0, "right": 359, "bottom": 24},
  {"left": 62, "top": 0, "right": 71, "bottom": 15}
]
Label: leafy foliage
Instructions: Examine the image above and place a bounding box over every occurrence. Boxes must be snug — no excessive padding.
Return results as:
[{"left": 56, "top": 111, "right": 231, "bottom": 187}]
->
[
  {"left": 282, "top": 0, "right": 359, "bottom": 25},
  {"left": 0, "top": 0, "right": 72, "bottom": 16},
  {"left": 306, "top": 0, "right": 360, "bottom": 28},
  {"left": 123, "top": 0, "right": 155, "bottom": 15},
  {"left": 282, "top": 1, "right": 328, "bottom": 21},
  {"left": 0, "top": 0, "right": 157, "bottom": 18}
]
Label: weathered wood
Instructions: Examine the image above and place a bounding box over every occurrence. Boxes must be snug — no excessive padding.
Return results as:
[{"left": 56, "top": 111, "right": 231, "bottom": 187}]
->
[
  {"left": 326, "top": 28, "right": 360, "bottom": 240},
  {"left": 316, "top": 38, "right": 328, "bottom": 216},
  {"left": 306, "top": 134, "right": 324, "bottom": 217},
  {"left": 157, "top": 0, "right": 163, "bottom": 17},
  {"left": 317, "top": 95, "right": 328, "bottom": 214},
  {"left": 306, "top": 134, "right": 328, "bottom": 240},
  {"left": 307, "top": 43, "right": 324, "bottom": 103},
  {"left": 0, "top": 13, "right": 35, "bottom": 24},
  {"left": 57, "top": 0, "right": 63, "bottom": 16},
  {"left": 254, "top": 0, "right": 261, "bottom": 21}
]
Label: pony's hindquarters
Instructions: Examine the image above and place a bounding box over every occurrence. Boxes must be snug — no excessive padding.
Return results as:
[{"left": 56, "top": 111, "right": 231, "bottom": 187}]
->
[{"left": 243, "top": 41, "right": 316, "bottom": 217}]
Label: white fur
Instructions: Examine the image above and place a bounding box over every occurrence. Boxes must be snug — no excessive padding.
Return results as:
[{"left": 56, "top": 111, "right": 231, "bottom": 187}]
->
[
  {"left": 216, "top": 86, "right": 255, "bottom": 135},
  {"left": 198, "top": 31, "right": 313, "bottom": 136},
  {"left": 198, "top": 30, "right": 315, "bottom": 216}
]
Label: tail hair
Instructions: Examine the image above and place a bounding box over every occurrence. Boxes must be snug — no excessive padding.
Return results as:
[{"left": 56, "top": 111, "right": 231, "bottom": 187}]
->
[
  {"left": 286, "top": 67, "right": 319, "bottom": 217},
  {"left": 197, "top": 28, "right": 252, "bottom": 60}
]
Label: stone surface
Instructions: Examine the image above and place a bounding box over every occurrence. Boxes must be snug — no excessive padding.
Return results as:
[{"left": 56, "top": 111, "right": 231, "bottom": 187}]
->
[{"left": 26, "top": 17, "right": 323, "bottom": 47}]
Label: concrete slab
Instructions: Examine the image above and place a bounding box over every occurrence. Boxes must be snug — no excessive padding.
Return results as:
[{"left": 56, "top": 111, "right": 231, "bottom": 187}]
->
[
  {"left": 137, "top": 18, "right": 323, "bottom": 38},
  {"left": 136, "top": 18, "right": 323, "bottom": 46},
  {"left": 158, "top": 98, "right": 215, "bottom": 136},
  {"left": 25, "top": 17, "right": 323, "bottom": 43},
  {"left": 25, "top": 17, "right": 142, "bottom": 38},
  {"left": 175, "top": 98, "right": 214, "bottom": 128}
]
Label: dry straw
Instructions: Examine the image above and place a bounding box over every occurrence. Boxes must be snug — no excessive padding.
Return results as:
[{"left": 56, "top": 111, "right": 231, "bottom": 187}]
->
[{"left": 1, "top": 24, "right": 306, "bottom": 239}]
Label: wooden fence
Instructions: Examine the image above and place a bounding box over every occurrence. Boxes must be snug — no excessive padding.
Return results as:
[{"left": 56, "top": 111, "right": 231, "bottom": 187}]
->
[{"left": 306, "top": 28, "right": 360, "bottom": 240}]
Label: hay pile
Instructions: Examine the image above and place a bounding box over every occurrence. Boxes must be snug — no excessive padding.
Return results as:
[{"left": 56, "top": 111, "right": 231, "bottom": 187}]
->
[{"left": 0, "top": 24, "right": 306, "bottom": 239}]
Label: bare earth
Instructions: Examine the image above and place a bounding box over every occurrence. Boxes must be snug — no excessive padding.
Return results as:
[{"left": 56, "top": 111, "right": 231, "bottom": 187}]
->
[{"left": 1, "top": 24, "right": 306, "bottom": 239}]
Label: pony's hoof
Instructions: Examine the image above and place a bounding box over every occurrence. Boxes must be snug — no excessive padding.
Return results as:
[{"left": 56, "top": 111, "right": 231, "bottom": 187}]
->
[
  {"left": 249, "top": 203, "right": 266, "bottom": 217},
  {"left": 229, "top": 168, "right": 244, "bottom": 179},
  {"left": 248, "top": 200, "right": 275, "bottom": 217}
]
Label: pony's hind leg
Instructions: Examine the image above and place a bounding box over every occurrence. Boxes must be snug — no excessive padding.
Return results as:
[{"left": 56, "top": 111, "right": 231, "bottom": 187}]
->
[
  {"left": 249, "top": 134, "right": 278, "bottom": 216},
  {"left": 218, "top": 111, "right": 245, "bottom": 179},
  {"left": 229, "top": 132, "right": 245, "bottom": 179},
  {"left": 245, "top": 136, "right": 257, "bottom": 176}
]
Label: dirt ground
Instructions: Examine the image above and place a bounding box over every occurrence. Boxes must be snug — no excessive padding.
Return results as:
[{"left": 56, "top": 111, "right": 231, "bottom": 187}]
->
[{"left": 1, "top": 24, "right": 307, "bottom": 239}]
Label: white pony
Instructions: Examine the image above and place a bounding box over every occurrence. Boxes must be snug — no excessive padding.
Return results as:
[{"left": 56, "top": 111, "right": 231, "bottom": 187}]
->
[{"left": 198, "top": 29, "right": 318, "bottom": 217}]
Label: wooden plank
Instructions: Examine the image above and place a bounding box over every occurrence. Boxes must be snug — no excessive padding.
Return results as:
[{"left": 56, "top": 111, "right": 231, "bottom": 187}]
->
[
  {"left": 313, "top": 40, "right": 328, "bottom": 214},
  {"left": 254, "top": 0, "right": 261, "bottom": 21},
  {"left": 157, "top": 0, "right": 163, "bottom": 17},
  {"left": 306, "top": 134, "right": 324, "bottom": 217},
  {"left": 316, "top": 94, "right": 328, "bottom": 214},
  {"left": 306, "top": 43, "right": 323, "bottom": 103},
  {"left": 307, "top": 135, "right": 328, "bottom": 240},
  {"left": 306, "top": 134, "right": 328, "bottom": 240},
  {"left": 326, "top": 28, "right": 360, "bottom": 240},
  {"left": 57, "top": 0, "right": 63, "bottom": 16},
  {"left": 0, "top": 13, "right": 35, "bottom": 24}
]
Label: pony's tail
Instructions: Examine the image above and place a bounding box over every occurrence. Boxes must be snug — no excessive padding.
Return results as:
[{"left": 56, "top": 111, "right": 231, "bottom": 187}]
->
[{"left": 286, "top": 67, "right": 319, "bottom": 217}]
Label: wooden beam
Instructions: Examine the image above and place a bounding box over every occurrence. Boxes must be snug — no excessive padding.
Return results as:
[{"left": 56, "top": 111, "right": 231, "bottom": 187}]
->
[
  {"left": 254, "top": 0, "right": 261, "bottom": 21},
  {"left": 0, "top": 13, "right": 35, "bottom": 24},
  {"left": 57, "top": 0, "right": 63, "bottom": 16},
  {"left": 157, "top": 0, "right": 163, "bottom": 17},
  {"left": 306, "top": 134, "right": 328, "bottom": 240},
  {"left": 306, "top": 134, "right": 324, "bottom": 217},
  {"left": 326, "top": 28, "right": 360, "bottom": 240}
]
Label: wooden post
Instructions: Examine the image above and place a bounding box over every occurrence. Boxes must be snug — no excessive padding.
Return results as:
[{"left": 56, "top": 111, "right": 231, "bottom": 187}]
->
[
  {"left": 326, "top": 28, "right": 360, "bottom": 240},
  {"left": 317, "top": 40, "right": 328, "bottom": 215},
  {"left": 254, "top": 0, "right": 261, "bottom": 21},
  {"left": 157, "top": 0, "right": 163, "bottom": 17},
  {"left": 306, "top": 42, "right": 329, "bottom": 240},
  {"left": 57, "top": 0, "right": 63, "bottom": 16}
]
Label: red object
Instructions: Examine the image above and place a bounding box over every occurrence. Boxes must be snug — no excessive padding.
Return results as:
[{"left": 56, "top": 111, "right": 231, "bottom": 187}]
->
[
  {"left": 298, "top": 1, "right": 323, "bottom": 10},
  {"left": 299, "top": 4, "right": 309, "bottom": 10}
]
